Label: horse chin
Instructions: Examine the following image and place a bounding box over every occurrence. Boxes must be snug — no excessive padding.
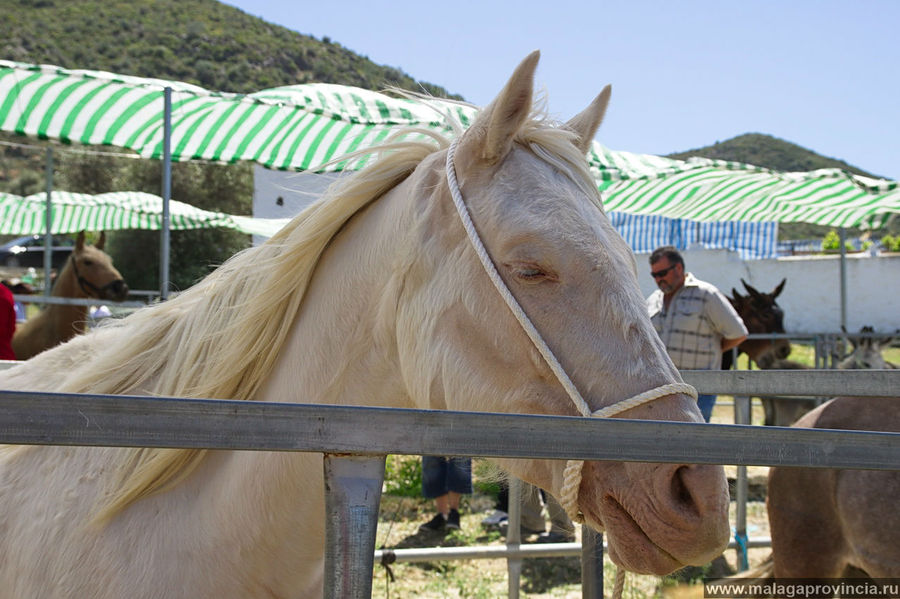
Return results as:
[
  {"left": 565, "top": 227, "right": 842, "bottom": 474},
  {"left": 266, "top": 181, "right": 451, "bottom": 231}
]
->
[
  {"left": 585, "top": 499, "right": 683, "bottom": 575},
  {"left": 755, "top": 353, "right": 776, "bottom": 369}
]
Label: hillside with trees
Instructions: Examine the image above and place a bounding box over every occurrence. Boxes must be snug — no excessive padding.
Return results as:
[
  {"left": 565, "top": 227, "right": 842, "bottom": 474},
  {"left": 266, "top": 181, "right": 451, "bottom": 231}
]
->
[{"left": 1, "top": 0, "right": 892, "bottom": 289}]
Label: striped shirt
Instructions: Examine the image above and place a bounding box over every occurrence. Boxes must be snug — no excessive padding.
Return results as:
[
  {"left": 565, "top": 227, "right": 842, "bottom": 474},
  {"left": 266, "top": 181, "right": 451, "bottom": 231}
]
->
[{"left": 647, "top": 273, "right": 748, "bottom": 370}]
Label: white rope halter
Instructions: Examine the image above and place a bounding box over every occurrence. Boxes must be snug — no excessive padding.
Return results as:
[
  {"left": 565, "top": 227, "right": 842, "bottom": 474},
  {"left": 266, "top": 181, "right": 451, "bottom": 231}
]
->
[{"left": 444, "top": 137, "right": 698, "bottom": 523}]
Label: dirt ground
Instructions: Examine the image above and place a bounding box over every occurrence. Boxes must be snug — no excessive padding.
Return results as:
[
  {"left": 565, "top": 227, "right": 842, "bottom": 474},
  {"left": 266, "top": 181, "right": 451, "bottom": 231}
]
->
[{"left": 372, "top": 492, "right": 772, "bottom": 599}]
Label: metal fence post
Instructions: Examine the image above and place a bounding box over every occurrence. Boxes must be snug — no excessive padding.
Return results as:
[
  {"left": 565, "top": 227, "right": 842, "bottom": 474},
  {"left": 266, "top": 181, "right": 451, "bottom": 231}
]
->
[
  {"left": 733, "top": 395, "right": 751, "bottom": 571},
  {"left": 581, "top": 527, "right": 604, "bottom": 598},
  {"left": 323, "top": 454, "right": 386, "bottom": 599},
  {"left": 507, "top": 478, "right": 523, "bottom": 599}
]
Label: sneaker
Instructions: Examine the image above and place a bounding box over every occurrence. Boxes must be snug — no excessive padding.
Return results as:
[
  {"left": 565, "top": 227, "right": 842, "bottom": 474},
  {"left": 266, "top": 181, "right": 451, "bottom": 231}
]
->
[
  {"left": 499, "top": 520, "right": 544, "bottom": 538},
  {"left": 481, "top": 509, "right": 508, "bottom": 529},
  {"left": 446, "top": 508, "right": 461, "bottom": 530},
  {"left": 419, "top": 512, "right": 447, "bottom": 532},
  {"left": 536, "top": 530, "right": 576, "bottom": 543}
]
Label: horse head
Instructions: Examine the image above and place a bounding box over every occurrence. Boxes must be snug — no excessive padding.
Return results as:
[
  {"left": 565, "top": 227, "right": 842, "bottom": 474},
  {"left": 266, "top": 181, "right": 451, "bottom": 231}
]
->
[
  {"left": 729, "top": 278, "right": 790, "bottom": 368},
  {"left": 838, "top": 325, "right": 893, "bottom": 369},
  {"left": 396, "top": 51, "right": 729, "bottom": 574},
  {"left": 68, "top": 231, "right": 129, "bottom": 302}
]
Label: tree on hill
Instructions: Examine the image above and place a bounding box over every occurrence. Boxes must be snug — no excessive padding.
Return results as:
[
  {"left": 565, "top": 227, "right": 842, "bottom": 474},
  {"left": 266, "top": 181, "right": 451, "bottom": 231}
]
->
[
  {"left": 0, "top": 0, "right": 463, "bottom": 291},
  {"left": 666, "top": 133, "right": 878, "bottom": 178}
]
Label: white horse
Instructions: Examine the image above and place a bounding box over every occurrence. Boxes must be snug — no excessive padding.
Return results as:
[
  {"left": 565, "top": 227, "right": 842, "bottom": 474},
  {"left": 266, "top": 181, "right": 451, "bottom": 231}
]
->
[{"left": 0, "top": 52, "right": 729, "bottom": 598}]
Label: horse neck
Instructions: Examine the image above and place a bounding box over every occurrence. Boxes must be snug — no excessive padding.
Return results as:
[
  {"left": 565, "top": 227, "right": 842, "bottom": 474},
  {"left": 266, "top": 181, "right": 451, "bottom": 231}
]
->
[
  {"left": 196, "top": 177, "right": 422, "bottom": 578},
  {"left": 258, "top": 175, "right": 419, "bottom": 409},
  {"left": 47, "top": 263, "right": 90, "bottom": 338}
]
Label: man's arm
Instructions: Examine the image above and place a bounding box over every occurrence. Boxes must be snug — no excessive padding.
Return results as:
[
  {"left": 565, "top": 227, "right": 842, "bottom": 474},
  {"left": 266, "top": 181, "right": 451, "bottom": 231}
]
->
[{"left": 721, "top": 335, "right": 747, "bottom": 353}]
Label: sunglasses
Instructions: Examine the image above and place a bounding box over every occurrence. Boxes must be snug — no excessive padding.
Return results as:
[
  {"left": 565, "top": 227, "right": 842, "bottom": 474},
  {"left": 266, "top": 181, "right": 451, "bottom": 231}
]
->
[{"left": 650, "top": 264, "right": 677, "bottom": 279}]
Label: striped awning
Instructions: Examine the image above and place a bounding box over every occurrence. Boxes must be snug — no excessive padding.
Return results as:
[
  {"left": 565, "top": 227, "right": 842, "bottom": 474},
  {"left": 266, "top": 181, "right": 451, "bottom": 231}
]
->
[
  {"left": 589, "top": 146, "right": 900, "bottom": 229},
  {"left": 0, "top": 60, "right": 476, "bottom": 172},
  {"left": 0, "top": 191, "right": 287, "bottom": 237},
  {"left": 2, "top": 60, "right": 898, "bottom": 228}
]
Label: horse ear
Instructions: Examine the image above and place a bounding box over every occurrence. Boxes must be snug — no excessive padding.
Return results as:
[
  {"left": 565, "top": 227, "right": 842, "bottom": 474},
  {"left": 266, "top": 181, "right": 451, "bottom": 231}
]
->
[
  {"left": 731, "top": 288, "right": 743, "bottom": 302},
  {"left": 565, "top": 85, "right": 611, "bottom": 154},
  {"left": 772, "top": 278, "right": 786, "bottom": 298},
  {"left": 458, "top": 50, "right": 539, "bottom": 166},
  {"left": 75, "top": 231, "right": 86, "bottom": 251},
  {"left": 95, "top": 231, "right": 106, "bottom": 250}
]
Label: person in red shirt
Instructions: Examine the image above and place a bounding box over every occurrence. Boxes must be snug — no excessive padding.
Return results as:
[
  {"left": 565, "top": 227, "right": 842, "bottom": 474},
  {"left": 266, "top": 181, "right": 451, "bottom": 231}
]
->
[{"left": 0, "top": 283, "right": 17, "bottom": 360}]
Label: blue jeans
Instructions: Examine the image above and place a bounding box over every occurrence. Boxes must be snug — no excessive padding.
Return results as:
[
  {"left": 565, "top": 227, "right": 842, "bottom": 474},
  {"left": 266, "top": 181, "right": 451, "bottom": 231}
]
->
[
  {"left": 697, "top": 394, "right": 716, "bottom": 423},
  {"left": 421, "top": 456, "right": 472, "bottom": 498}
]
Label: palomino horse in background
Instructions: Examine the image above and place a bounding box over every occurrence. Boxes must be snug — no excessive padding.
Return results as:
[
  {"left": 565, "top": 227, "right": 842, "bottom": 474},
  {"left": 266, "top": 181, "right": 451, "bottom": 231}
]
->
[
  {"left": 0, "top": 53, "right": 729, "bottom": 598},
  {"left": 755, "top": 397, "right": 900, "bottom": 578},
  {"left": 721, "top": 278, "right": 790, "bottom": 371},
  {"left": 11, "top": 231, "right": 128, "bottom": 359}
]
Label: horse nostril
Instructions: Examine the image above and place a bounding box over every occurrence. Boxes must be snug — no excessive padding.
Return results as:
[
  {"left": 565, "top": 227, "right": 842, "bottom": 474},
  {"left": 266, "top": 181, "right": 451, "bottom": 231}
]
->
[
  {"left": 108, "top": 280, "right": 128, "bottom": 299},
  {"left": 671, "top": 466, "right": 700, "bottom": 516}
]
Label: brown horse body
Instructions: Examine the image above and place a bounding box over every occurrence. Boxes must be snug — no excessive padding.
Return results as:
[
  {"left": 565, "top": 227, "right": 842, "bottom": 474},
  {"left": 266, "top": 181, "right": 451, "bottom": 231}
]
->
[
  {"left": 11, "top": 232, "right": 128, "bottom": 360},
  {"left": 766, "top": 397, "right": 900, "bottom": 577}
]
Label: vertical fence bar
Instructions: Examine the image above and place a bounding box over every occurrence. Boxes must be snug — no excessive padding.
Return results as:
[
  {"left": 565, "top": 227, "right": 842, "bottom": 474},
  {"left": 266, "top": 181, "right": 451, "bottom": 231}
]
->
[
  {"left": 323, "top": 454, "right": 386, "bottom": 599},
  {"left": 507, "top": 478, "right": 523, "bottom": 599},
  {"left": 733, "top": 395, "right": 751, "bottom": 571},
  {"left": 581, "top": 528, "right": 604, "bottom": 599}
]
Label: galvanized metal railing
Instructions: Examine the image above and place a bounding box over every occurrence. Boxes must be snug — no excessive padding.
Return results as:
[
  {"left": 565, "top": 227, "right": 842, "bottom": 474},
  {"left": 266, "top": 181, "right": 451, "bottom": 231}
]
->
[{"left": 0, "top": 369, "right": 898, "bottom": 598}]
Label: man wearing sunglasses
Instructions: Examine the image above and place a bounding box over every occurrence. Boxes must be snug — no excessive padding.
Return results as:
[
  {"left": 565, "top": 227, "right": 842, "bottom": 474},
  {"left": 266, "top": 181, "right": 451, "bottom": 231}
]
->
[{"left": 646, "top": 246, "right": 747, "bottom": 422}]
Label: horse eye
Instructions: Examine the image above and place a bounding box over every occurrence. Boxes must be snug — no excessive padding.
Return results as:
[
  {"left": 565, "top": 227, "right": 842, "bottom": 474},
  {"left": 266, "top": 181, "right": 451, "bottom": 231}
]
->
[
  {"left": 82, "top": 259, "right": 94, "bottom": 267},
  {"left": 512, "top": 265, "right": 556, "bottom": 283}
]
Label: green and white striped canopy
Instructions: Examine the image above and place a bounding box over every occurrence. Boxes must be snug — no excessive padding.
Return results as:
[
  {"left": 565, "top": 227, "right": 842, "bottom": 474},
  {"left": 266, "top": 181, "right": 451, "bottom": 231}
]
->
[
  {"left": 2, "top": 59, "right": 898, "bottom": 228},
  {"left": 0, "top": 191, "right": 287, "bottom": 237},
  {"left": 0, "top": 59, "right": 475, "bottom": 172},
  {"left": 589, "top": 146, "right": 900, "bottom": 229}
]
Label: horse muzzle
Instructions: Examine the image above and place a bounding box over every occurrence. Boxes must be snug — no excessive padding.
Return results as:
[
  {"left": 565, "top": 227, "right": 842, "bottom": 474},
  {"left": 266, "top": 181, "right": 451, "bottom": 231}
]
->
[{"left": 102, "top": 279, "right": 129, "bottom": 302}]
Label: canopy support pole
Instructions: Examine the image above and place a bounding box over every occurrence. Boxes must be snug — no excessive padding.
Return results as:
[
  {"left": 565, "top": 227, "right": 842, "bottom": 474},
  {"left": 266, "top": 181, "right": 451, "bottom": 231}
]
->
[
  {"left": 159, "top": 87, "right": 172, "bottom": 301},
  {"left": 839, "top": 227, "right": 848, "bottom": 331},
  {"left": 43, "top": 146, "right": 53, "bottom": 297}
]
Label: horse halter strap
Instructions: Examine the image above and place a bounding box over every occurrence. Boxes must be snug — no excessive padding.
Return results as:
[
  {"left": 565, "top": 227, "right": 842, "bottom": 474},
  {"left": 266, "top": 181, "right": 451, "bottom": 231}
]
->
[
  {"left": 444, "top": 137, "right": 698, "bottom": 523},
  {"left": 70, "top": 255, "right": 118, "bottom": 298}
]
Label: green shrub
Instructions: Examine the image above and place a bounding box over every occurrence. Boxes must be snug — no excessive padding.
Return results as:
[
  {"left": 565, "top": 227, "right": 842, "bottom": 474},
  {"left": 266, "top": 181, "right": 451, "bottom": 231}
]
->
[
  {"left": 383, "top": 455, "right": 422, "bottom": 497},
  {"left": 821, "top": 229, "right": 854, "bottom": 252},
  {"left": 881, "top": 235, "right": 900, "bottom": 252}
]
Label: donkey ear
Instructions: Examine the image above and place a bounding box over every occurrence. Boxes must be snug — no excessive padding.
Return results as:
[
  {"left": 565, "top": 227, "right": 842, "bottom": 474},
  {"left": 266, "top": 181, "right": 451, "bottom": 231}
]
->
[
  {"left": 773, "top": 278, "right": 786, "bottom": 298},
  {"left": 75, "top": 230, "right": 86, "bottom": 251},
  {"left": 95, "top": 231, "right": 106, "bottom": 250},
  {"left": 566, "top": 85, "right": 611, "bottom": 155},
  {"left": 741, "top": 278, "right": 762, "bottom": 299},
  {"left": 459, "top": 50, "right": 539, "bottom": 166}
]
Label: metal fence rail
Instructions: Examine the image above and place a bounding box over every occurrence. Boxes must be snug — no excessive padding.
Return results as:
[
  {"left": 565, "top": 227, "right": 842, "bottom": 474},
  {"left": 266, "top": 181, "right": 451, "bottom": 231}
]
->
[
  {"left": 1, "top": 370, "right": 898, "bottom": 599},
  {"left": 1, "top": 387, "right": 898, "bottom": 468},
  {"left": 682, "top": 369, "right": 898, "bottom": 397}
]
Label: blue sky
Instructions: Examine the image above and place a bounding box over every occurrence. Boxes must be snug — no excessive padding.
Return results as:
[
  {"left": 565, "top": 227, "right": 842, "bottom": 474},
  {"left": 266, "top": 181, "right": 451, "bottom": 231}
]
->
[{"left": 222, "top": 0, "right": 899, "bottom": 180}]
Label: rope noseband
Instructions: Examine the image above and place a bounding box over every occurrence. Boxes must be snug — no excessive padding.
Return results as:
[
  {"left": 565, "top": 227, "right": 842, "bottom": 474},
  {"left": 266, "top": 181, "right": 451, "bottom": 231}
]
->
[{"left": 444, "top": 136, "right": 697, "bottom": 522}]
